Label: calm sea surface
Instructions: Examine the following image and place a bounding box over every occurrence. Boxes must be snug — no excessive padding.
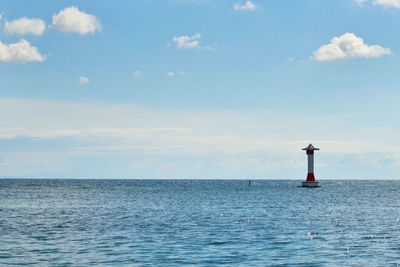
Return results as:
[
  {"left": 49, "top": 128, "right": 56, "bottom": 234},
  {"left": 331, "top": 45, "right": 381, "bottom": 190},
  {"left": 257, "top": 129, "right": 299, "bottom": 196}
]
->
[{"left": 1, "top": 179, "right": 400, "bottom": 266}]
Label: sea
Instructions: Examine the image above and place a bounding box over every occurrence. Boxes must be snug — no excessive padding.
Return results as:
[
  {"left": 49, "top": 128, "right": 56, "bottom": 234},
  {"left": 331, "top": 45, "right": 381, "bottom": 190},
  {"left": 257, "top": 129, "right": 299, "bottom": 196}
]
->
[{"left": 1, "top": 179, "right": 400, "bottom": 266}]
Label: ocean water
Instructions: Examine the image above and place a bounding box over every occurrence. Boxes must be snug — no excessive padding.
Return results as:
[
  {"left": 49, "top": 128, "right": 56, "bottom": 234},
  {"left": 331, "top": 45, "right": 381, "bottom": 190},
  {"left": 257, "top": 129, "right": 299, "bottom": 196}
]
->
[{"left": 1, "top": 179, "right": 400, "bottom": 266}]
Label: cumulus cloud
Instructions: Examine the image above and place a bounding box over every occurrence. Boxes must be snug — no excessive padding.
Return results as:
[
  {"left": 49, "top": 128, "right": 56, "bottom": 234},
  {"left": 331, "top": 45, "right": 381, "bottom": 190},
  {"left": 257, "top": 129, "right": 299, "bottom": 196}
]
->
[
  {"left": 313, "top": 33, "right": 391, "bottom": 61},
  {"left": 79, "top": 76, "right": 89, "bottom": 84},
  {"left": 0, "top": 39, "right": 45, "bottom": 64},
  {"left": 374, "top": 0, "right": 400, "bottom": 8},
  {"left": 233, "top": 1, "right": 256, "bottom": 11},
  {"left": 4, "top": 17, "right": 45, "bottom": 35},
  {"left": 51, "top": 6, "right": 102, "bottom": 34},
  {"left": 166, "top": 72, "right": 175, "bottom": 77},
  {"left": 173, "top": 34, "right": 201, "bottom": 49}
]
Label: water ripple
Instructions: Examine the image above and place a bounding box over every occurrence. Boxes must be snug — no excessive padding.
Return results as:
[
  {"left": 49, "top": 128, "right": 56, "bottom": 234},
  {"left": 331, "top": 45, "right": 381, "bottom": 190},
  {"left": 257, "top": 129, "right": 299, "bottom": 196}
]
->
[{"left": 2, "top": 179, "right": 400, "bottom": 265}]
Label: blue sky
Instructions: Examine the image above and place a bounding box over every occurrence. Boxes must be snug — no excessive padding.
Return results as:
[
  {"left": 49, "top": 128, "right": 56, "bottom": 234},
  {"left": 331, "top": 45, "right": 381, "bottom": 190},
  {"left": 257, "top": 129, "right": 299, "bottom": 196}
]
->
[{"left": 1, "top": 0, "right": 400, "bottom": 178}]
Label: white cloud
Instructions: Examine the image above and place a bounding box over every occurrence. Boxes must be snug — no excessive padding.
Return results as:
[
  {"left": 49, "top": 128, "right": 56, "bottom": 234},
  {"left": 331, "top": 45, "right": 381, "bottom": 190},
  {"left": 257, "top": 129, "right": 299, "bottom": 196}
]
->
[
  {"left": 51, "top": 6, "right": 102, "bottom": 34},
  {"left": 313, "top": 33, "right": 391, "bottom": 61},
  {"left": 0, "top": 39, "right": 45, "bottom": 64},
  {"left": 374, "top": 0, "right": 400, "bottom": 8},
  {"left": 359, "top": 0, "right": 400, "bottom": 8},
  {"left": 173, "top": 34, "right": 201, "bottom": 49},
  {"left": 79, "top": 76, "right": 89, "bottom": 84},
  {"left": 233, "top": 1, "right": 256, "bottom": 11},
  {"left": 4, "top": 17, "right": 45, "bottom": 35},
  {"left": 0, "top": 14, "right": 2, "bottom": 20},
  {"left": 166, "top": 71, "right": 187, "bottom": 77},
  {"left": 133, "top": 70, "right": 143, "bottom": 77}
]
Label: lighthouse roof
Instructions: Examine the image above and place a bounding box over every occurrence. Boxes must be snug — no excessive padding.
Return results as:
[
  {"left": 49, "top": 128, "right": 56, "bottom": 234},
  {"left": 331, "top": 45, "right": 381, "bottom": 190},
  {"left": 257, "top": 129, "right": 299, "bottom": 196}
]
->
[{"left": 302, "top": 144, "right": 319, "bottom": 151}]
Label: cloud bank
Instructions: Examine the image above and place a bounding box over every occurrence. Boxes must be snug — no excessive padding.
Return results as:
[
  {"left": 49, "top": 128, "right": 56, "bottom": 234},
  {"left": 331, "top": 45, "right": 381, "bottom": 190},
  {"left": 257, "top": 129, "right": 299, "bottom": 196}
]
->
[
  {"left": 1, "top": 98, "right": 400, "bottom": 178},
  {"left": 313, "top": 33, "right": 391, "bottom": 61}
]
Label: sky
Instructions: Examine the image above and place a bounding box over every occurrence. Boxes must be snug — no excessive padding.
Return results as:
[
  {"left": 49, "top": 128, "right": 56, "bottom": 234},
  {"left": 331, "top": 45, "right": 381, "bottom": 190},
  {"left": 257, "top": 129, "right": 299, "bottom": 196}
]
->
[{"left": 1, "top": 0, "right": 400, "bottom": 179}]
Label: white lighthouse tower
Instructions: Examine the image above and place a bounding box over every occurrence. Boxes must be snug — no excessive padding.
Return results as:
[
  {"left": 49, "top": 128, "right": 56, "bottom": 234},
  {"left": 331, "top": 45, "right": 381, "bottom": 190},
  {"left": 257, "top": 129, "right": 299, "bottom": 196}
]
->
[{"left": 301, "top": 144, "right": 320, "bottom": 188}]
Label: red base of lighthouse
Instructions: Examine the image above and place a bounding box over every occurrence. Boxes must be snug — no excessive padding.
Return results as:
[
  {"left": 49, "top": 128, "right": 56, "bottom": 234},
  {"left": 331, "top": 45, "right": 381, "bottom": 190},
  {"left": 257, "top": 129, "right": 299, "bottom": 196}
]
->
[
  {"left": 301, "top": 173, "right": 320, "bottom": 187},
  {"left": 306, "top": 173, "right": 316, "bottom": 182}
]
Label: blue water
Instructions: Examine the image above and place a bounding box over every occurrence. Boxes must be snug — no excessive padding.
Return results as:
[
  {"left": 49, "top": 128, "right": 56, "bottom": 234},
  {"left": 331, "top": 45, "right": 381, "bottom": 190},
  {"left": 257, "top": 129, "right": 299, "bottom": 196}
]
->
[{"left": 1, "top": 179, "right": 400, "bottom": 266}]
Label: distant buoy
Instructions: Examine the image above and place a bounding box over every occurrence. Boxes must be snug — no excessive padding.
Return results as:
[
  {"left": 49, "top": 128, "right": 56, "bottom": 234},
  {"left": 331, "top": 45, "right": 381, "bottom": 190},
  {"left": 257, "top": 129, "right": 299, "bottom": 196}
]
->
[{"left": 301, "top": 144, "right": 321, "bottom": 188}]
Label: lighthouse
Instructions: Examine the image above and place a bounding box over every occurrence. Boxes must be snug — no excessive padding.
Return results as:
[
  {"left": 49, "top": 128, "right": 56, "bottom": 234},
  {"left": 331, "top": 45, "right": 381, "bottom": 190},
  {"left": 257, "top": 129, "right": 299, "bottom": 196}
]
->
[{"left": 301, "top": 144, "right": 321, "bottom": 188}]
